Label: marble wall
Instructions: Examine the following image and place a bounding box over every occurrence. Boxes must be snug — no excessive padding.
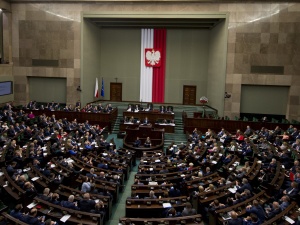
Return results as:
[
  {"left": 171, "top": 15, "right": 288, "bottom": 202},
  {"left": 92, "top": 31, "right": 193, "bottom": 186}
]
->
[{"left": 10, "top": 2, "right": 300, "bottom": 120}]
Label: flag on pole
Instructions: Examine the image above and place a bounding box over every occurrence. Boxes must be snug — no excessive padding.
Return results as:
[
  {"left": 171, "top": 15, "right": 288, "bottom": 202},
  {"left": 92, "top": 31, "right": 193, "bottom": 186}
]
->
[
  {"left": 94, "top": 78, "right": 99, "bottom": 98},
  {"left": 101, "top": 78, "right": 104, "bottom": 97}
]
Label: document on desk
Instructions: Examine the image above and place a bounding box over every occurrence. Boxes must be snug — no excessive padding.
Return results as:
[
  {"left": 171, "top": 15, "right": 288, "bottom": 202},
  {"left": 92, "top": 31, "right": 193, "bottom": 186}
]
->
[
  {"left": 60, "top": 214, "right": 71, "bottom": 223},
  {"left": 163, "top": 203, "right": 172, "bottom": 208},
  {"left": 31, "top": 177, "right": 40, "bottom": 181},
  {"left": 228, "top": 186, "right": 237, "bottom": 194},
  {"left": 27, "top": 202, "right": 37, "bottom": 209},
  {"left": 284, "top": 216, "right": 295, "bottom": 224}
]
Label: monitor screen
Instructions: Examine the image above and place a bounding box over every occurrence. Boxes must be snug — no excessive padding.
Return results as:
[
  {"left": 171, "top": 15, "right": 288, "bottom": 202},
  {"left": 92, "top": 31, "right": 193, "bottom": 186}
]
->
[{"left": 0, "top": 81, "right": 13, "bottom": 96}]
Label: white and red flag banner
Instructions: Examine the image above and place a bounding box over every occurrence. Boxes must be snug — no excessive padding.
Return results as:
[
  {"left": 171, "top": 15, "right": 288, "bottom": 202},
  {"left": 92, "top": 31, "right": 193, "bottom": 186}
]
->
[
  {"left": 140, "top": 29, "right": 166, "bottom": 103},
  {"left": 94, "top": 78, "right": 99, "bottom": 98}
]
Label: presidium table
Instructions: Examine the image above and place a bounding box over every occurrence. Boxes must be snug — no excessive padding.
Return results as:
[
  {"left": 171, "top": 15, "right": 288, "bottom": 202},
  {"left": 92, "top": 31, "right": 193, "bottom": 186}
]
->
[{"left": 122, "top": 110, "right": 175, "bottom": 133}]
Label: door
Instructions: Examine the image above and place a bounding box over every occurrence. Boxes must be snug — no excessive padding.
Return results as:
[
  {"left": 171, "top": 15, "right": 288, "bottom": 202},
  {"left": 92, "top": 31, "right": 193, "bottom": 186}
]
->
[
  {"left": 110, "top": 83, "right": 122, "bottom": 102},
  {"left": 183, "top": 85, "right": 196, "bottom": 105}
]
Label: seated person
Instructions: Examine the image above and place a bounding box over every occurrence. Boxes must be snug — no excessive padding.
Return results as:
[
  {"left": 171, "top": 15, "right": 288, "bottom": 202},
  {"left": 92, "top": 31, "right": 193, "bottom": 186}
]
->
[
  {"left": 79, "top": 193, "right": 96, "bottom": 212},
  {"left": 166, "top": 106, "right": 173, "bottom": 113},
  {"left": 134, "top": 104, "right": 140, "bottom": 112},
  {"left": 265, "top": 201, "right": 282, "bottom": 219},
  {"left": 144, "top": 137, "right": 151, "bottom": 147},
  {"left": 143, "top": 117, "right": 150, "bottom": 125},
  {"left": 21, "top": 208, "right": 45, "bottom": 225},
  {"left": 10, "top": 204, "right": 24, "bottom": 220},
  {"left": 145, "top": 190, "right": 157, "bottom": 199},
  {"left": 160, "top": 105, "right": 166, "bottom": 113},
  {"left": 61, "top": 194, "right": 80, "bottom": 210},
  {"left": 227, "top": 211, "right": 243, "bottom": 225},
  {"left": 181, "top": 202, "right": 196, "bottom": 216},
  {"left": 133, "top": 137, "right": 141, "bottom": 147},
  {"left": 145, "top": 103, "right": 153, "bottom": 111},
  {"left": 128, "top": 116, "right": 135, "bottom": 123},
  {"left": 127, "top": 104, "right": 133, "bottom": 112}
]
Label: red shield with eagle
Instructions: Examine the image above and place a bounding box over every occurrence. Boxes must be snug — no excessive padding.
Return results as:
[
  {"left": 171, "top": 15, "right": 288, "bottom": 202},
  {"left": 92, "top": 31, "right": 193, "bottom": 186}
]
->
[{"left": 145, "top": 48, "right": 161, "bottom": 67}]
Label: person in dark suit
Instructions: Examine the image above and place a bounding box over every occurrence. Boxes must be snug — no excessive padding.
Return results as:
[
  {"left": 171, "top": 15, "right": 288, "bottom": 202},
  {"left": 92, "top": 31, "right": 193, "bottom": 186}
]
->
[
  {"left": 265, "top": 201, "right": 282, "bottom": 219},
  {"left": 21, "top": 208, "right": 45, "bottom": 225},
  {"left": 181, "top": 202, "right": 196, "bottom": 216},
  {"left": 49, "top": 193, "right": 60, "bottom": 205},
  {"left": 61, "top": 195, "right": 80, "bottom": 210},
  {"left": 143, "top": 117, "right": 149, "bottom": 125},
  {"left": 243, "top": 213, "right": 262, "bottom": 225},
  {"left": 246, "top": 200, "right": 266, "bottom": 223},
  {"left": 10, "top": 204, "right": 24, "bottom": 220},
  {"left": 133, "top": 137, "right": 141, "bottom": 147},
  {"left": 160, "top": 105, "right": 166, "bottom": 113},
  {"left": 237, "top": 178, "right": 252, "bottom": 193},
  {"left": 7, "top": 125, "right": 16, "bottom": 138},
  {"left": 283, "top": 181, "right": 299, "bottom": 199},
  {"left": 6, "top": 161, "right": 17, "bottom": 177},
  {"left": 168, "top": 186, "right": 181, "bottom": 197},
  {"left": 228, "top": 211, "right": 243, "bottom": 225},
  {"left": 38, "top": 188, "right": 52, "bottom": 201},
  {"left": 144, "top": 137, "right": 151, "bottom": 147},
  {"left": 79, "top": 193, "right": 96, "bottom": 212}
]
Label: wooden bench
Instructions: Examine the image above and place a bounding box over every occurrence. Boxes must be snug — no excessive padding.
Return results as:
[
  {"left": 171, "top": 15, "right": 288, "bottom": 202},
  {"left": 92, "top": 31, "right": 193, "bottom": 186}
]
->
[
  {"left": 33, "top": 196, "right": 104, "bottom": 225},
  {"left": 119, "top": 214, "right": 202, "bottom": 225}
]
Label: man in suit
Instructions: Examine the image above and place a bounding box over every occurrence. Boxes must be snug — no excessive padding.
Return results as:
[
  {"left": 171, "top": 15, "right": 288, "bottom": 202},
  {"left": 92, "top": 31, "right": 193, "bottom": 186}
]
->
[
  {"left": 283, "top": 181, "right": 299, "bottom": 199},
  {"left": 237, "top": 178, "right": 252, "bottom": 193},
  {"left": 21, "top": 208, "right": 45, "bottom": 225},
  {"left": 265, "top": 201, "right": 282, "bottom": 219},
  {"left": 38, "top": 188, "right": 52, "bottom": 201},
  {"left": 160, "top": 105, "right": 166, "bottom": 113},
  {"left": 79, "top": 193, "right": 96, "bottom": 212},
  {"left": 228, "top": 211, "right": 243, "bottom": 225},
  {"left": 61, "top": 195, "right": 80, "bottom": 210},
  {"left": 246, "top": 200, "right": 266, "bottom": 222},
  {"left": 10, "top": 204, "right": 24, "bottom": 220},
  {"left": 133, "top": 137, "right": 141, "bottom": 147},
  {"left": 181, "top": 202, "right": 196, "bottom": 216}
]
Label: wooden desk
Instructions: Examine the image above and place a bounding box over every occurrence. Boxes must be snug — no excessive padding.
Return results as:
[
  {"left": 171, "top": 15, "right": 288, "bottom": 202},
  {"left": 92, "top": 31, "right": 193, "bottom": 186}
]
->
[
  {"left": 33, "top": 197, "right": 104, "bottom": 225},
  {"left": 125, "top": 196, "right": 187, "bottom": 218},
  {"left": 183, "top": 117, "right": 297, "bottom": 134},
  {"left": 23, "top": 108, "right": 118, "bottom": 132},
  {"left": 119, "top": 214, "right": 202, "bottom": 225},
  {"left": 123, "top": 126, "right": 164, "bottom": 157},
  {"left": 123, "top": 111, "right": 174, "bottom": 124},
  {"left": 120, "top": 123, "right": 175, "bottom": 133}
]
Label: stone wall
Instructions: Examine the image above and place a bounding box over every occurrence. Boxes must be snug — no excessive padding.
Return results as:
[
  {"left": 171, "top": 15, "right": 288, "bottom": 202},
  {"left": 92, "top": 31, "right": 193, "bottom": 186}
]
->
[{"left": 10, "top": 2, "right": 300, "bottom": 120}]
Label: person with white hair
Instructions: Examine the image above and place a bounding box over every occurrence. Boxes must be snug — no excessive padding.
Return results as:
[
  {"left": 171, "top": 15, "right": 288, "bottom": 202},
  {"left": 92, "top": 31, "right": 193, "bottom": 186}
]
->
[{"left": 61, "top": 194, "right": 79, "bottom": 210}]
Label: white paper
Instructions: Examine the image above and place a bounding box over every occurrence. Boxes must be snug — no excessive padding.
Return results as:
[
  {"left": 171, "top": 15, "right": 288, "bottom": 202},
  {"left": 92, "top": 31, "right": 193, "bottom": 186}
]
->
[
  {"left": 31, "top": 177, "right": 40, "bottom": 181},
  {"left": 95, "top": 199, "right": 99, "bottom": 203},
  {"left": 228, "top": 187, "right": 237, "bottom": 194},
  {"left": 155, "top": 159, "right": 161, "bottom": 163},
  {"left": 23, "top": 168, "right": 31, "bottom": 172},
  {"left": 60, "top": 214, "right": 71, "bottom": 223},
  {"left": 50, "top": 164, "right": 55, "bottom": 168},
  {"left": 163, "top": 203, "right": 172, "bottom": 208},
  {"left": 27, "top": 202, "right": 37, "bottom": 209},
  {"left": 211, "top": 160, "right": 217, "bottom": 164},
  {"left": 285, "top": 216, "right": 295, "bottom": 224}
]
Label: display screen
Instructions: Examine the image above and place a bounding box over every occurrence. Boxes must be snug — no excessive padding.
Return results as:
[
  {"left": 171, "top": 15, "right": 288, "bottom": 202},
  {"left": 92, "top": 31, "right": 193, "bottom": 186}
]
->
[{"left": 0, "top": 81, "right": 13, "bottom": 96}]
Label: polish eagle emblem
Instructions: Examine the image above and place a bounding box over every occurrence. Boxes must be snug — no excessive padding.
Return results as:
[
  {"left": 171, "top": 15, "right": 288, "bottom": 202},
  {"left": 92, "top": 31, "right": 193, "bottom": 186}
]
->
[{"left": 145, "top": 48, "right": 161, "bottom": 67}]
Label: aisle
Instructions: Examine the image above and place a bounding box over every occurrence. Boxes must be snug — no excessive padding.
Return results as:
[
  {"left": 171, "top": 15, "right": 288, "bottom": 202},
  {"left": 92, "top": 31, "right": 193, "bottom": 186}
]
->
[{"left": 106, "top": 164, "right": 138, "bottom": 225}]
